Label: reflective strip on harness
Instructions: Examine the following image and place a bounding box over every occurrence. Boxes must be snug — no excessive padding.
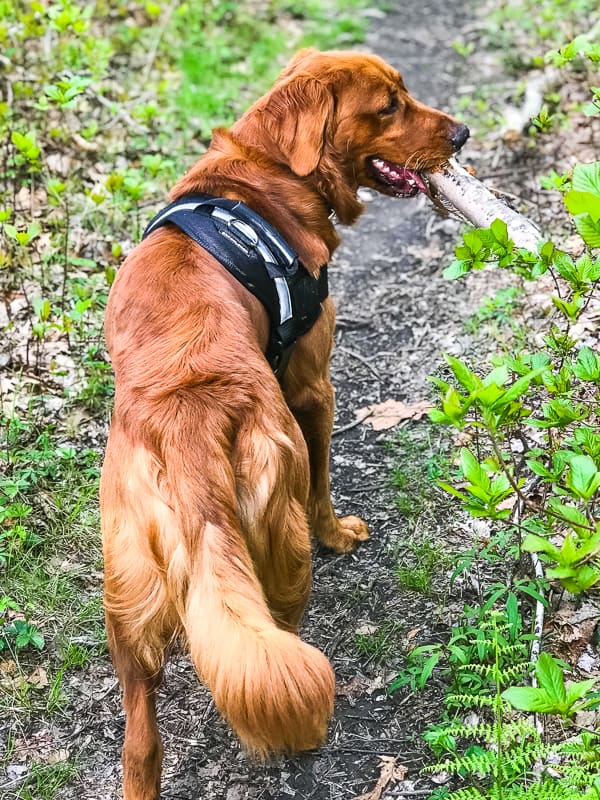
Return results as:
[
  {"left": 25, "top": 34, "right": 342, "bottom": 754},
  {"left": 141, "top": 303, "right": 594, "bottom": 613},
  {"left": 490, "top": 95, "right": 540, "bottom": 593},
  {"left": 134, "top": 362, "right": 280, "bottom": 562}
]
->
[{"left": 142, "top": 194, "right": 328, "bottom": 376}]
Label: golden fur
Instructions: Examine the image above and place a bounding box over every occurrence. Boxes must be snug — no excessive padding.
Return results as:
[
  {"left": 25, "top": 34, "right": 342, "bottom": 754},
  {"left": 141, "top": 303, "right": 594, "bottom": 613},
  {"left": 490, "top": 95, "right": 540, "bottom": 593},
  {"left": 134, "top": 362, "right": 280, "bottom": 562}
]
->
[{"left": 100, "top": 48, "right": 466, "bottom": 799}]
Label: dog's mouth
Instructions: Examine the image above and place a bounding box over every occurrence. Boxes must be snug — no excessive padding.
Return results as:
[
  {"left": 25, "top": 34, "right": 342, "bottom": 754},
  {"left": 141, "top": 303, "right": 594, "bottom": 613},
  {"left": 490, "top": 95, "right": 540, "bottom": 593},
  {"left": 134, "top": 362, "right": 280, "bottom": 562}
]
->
[{"left": 368, "top": 157, "right": 428, "bottom": 198}]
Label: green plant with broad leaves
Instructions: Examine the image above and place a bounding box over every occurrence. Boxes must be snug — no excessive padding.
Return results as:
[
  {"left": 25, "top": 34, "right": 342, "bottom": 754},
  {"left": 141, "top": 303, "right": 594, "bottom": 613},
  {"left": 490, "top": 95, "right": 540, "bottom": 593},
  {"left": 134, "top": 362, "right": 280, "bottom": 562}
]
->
[
  {"left": 430, "top": 161, "right": 600, "bottom": 594},
  {"left": 502, "top": 651, "right": 600, "bottom": 717}
]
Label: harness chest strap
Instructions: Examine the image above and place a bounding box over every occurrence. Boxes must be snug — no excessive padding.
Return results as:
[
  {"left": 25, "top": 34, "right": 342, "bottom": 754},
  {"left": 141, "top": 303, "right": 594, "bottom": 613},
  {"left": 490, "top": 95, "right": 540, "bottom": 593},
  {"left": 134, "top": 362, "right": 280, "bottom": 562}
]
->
[{"left": 142, "top": 194, "right": 328, "bottom": 376}]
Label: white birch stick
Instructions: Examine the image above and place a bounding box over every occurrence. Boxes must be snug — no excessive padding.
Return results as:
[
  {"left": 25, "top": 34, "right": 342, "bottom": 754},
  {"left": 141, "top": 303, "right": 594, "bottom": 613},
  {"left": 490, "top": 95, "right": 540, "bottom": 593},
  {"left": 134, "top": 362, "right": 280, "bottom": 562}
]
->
[{"left": 426, "top": 158, "right": 544, "bottom": 251}]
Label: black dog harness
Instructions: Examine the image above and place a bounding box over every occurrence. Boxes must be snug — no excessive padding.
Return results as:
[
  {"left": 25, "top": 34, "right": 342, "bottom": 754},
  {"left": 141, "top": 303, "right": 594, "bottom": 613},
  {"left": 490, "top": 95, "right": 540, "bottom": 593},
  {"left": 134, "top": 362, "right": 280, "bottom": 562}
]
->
[{"left": 142, "top": 194, "right": 328, "bottom": 377}]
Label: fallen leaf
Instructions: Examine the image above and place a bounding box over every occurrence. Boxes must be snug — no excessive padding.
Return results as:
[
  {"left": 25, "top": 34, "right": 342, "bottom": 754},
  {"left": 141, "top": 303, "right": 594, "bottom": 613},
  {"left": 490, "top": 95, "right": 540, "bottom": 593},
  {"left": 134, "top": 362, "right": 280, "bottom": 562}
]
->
[
  {"left": 336, "top": 676, "right": 370, "bottom": 698},
  {"left": 0, "top": 659, "right": 18, "bottom": 677},
  {"left": 356, "top": 399, "right": 432, "bottom": 431},
  {"left": 336, "top": 675, "right": 386, "bottom": 698},
  {"left": 27, "top": 667, "right": 49, "bottom": 688},
  {"left": 47, "top": 748, "right": 70, "bottom": 764},
  {"left": 353, "top": 756, "right": 407, "bottom": 800},
  {"left": 355, "top": 623, "right": 379, "bottom": 636},
  {"left": 552, "top": 601, "right": 600, "bottom": 665},
  {"left": 46, "top": 153, "right": 73, "bottom": 176}
]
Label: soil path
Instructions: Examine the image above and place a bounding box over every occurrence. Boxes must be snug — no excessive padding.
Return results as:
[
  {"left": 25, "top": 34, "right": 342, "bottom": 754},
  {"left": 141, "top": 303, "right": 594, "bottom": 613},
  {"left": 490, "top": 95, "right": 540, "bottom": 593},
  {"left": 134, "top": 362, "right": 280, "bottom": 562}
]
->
[{"left": 61, "top": 2, "right": 484, "bottom": 798}]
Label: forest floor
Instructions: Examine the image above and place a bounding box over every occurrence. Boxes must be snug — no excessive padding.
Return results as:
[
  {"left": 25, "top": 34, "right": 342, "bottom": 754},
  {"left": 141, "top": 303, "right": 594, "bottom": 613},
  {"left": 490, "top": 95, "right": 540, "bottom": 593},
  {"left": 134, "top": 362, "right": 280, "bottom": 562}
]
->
[{"left": 2, "top": 0, "right": 598, "bottom": 798}]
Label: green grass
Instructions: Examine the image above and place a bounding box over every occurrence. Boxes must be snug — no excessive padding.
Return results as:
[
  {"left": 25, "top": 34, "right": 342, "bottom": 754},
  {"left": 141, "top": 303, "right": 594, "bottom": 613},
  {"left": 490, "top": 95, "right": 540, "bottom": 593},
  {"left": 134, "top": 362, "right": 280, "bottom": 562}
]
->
[
  {"left": 0, "top": 414, "right": 104, "bottom": 721},
  {"left": 17, "top": 760, "right": 79, "bottom": 800},
  {"left": 463, "top": 286, "right": 525, "bottom": 335},
  {"left": 387, "top": 429, "right": 455, "bottom": 594},
  {"left": 396, "top": 537, "right": 451, "bottom": 595},
  {"left": 355, "top": 621, "right": 403, "bottom": 662},
  {"left": 173, "top": 0, "right": 372, "bottom": 136},
  {"left": 388, "top": 427, "right": 452, "bottom": 519}
]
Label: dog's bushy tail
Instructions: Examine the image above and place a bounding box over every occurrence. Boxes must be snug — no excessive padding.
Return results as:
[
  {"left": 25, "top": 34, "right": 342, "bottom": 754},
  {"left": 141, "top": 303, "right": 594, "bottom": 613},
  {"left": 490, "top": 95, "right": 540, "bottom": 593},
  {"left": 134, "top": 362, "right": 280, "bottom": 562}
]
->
[{"left": 182, "top": 518, "right": 335, "bottom": 755}]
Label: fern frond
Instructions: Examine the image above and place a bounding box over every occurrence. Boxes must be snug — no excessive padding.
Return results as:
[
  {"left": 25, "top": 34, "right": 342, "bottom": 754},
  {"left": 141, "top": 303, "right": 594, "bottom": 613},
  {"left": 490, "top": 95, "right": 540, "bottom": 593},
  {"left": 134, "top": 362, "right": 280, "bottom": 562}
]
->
[
  {"left": 498, "top": 718, "right": 540, "bottom": 745},
  {"left": 488, "top": 780, "right": 590, "bottom": 799},
  {"left": 423, "top": 749, "right": 497, "bottom": 777},
  {"left": 464, "top": 663, "right": 532, "bottom": 684},
  {"left": 465, "top": 775, "right": 591, "bottom": 800},
  {"left": 494, "top": 643, "right": 531, "bottom": 659},
  {"left": 497, "top": 743, "right": 544, "bottom": 780},
  {"left": 557, "top": 737, "right": 600, "bottom": 757},
  {"left": 433, "top": 721, "right": 496, "bottom": 741},
  {"left": 446, "top": 787, "right": 486, "bottom": 800},
  {"left": 556, "top": 761, "right": 600, "bottom": 785},
  {"left": 433, "top": 718, "right": 539, "bottom": 747},
  {"left": 445, "top": 693, "right": 496, "bottom": 708}
]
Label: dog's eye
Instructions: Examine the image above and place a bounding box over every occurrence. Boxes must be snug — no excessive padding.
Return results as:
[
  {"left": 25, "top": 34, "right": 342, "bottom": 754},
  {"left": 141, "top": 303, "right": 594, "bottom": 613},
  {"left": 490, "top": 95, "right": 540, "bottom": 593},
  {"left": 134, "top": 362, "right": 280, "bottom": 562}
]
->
[{"left": 378, "top": 95, "right": 399, "bottom": 116}]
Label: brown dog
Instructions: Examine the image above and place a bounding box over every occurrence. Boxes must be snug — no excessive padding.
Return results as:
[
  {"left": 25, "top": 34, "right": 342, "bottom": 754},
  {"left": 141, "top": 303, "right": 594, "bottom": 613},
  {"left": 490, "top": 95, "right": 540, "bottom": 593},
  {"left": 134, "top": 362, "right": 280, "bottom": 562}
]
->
[{"left": 100, "top": 48, "right": 468, "bottom": 799}]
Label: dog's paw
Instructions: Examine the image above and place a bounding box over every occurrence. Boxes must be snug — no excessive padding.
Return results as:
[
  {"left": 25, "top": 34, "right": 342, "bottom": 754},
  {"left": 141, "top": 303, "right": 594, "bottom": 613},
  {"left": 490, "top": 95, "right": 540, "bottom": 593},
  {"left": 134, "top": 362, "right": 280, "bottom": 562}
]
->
[{"left": 318, "top": 515, "right": 369, "bottom": 553}]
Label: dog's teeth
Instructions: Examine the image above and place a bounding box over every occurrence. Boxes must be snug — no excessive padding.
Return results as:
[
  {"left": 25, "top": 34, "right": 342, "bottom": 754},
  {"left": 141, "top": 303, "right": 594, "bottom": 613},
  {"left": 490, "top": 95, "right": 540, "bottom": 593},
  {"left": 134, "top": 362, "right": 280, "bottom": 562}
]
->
[{"left": 373, "top": 158, "right": 384, "bottom": 168}]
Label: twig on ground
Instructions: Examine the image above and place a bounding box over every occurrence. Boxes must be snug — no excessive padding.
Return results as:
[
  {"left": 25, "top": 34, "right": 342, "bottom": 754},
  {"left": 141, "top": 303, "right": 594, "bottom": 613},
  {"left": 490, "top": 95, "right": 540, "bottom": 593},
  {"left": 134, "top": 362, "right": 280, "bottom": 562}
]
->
[
  {"left": 333, "top": 410, "right": 373, "bottom": 437},
  {"left": 338, "top": 346, "right": 382, "bottom": 381},
  {"left": 92, "top": 92, "right": 146, "bottom": 133}
]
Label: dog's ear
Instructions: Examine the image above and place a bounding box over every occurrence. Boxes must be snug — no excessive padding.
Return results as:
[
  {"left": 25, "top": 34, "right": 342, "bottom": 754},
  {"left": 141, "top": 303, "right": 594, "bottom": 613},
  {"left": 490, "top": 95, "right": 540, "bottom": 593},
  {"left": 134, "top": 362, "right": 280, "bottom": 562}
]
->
[{"left": 262, "top": 76, "right": 334, "bottom": 177}]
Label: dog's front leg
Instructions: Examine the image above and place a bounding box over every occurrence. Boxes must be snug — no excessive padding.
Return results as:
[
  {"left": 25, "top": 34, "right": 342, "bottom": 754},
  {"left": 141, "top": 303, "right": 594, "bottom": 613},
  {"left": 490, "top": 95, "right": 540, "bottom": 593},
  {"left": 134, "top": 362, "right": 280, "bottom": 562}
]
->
[{"left": 283, "top": 303, "right": 369, "bottom": 553}]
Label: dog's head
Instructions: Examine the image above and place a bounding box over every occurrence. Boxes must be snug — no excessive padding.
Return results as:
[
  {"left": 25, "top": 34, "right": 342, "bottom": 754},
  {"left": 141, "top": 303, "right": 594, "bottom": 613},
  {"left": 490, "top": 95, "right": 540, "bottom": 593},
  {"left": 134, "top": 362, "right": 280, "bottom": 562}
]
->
[{"left": 235, "top": 49, "right": 469, "bottom": 223}]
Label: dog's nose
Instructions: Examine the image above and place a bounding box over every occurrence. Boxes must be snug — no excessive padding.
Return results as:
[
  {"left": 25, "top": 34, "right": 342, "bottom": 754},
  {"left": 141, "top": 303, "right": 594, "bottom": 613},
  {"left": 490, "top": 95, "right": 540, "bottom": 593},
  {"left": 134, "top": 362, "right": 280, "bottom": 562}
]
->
[{"left": 450, "top": 123, "right": 470, "bottom": 151}]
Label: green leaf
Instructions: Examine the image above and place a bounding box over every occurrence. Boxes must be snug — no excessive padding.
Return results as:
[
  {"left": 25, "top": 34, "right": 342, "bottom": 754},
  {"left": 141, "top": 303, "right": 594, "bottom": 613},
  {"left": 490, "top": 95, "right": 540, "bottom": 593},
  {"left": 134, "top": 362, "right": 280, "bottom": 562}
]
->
[
  {"left": 573, "top": 346, "right": 600, "bottom": 382},
  {"left": 460, "top": 449, "right": 490, "bottom": 489},
  {"left": 574, "top": 214, "right": 600, "bottom": 249},
  {"left": 443, "top": 260, "right": 470, "bottom": 280},
  {"left": 515, "top": 582, "right": 548, "bottom": 607},
  {"left": 501, "top": 686, "right": 555, "bottom": 713},
  {"left": 565, "top": 678, "right": 597, "bottom": 705},
  {"left": 572, "top": 161, "right": 600, "bottom": 196},
  {"left": 547, "top": 499, "right": 591, "bottom": 534},
  {"left": 559, "top": 565, "right": 600, "bottom": 591},
  {"left": 490, "top": 367, "right": 545, "bottom": 409},
  {"left": 566, "top": 454, "right": 600, "bottom": 500},
  {"left": 440, "top": 386, "right": 469, "bottom": 425},
  {"left": 535, "top": 652, "right": 566, "bottom": 704},
  {"left": 475, "top": 383, "right": 504, "bottom": 408},
  {"left": 552, "top": 294, "right": 582, "bottom": 320},
  {"left": 463, "top": 230, "right": 484, "bottom": 254},
  {"left": 437, "top": 481, "right": 469, "bottom": 501},
  {"left": 490, "top": 218, "right": 509, "bottom": 244},
  {"left": 482, "top": 365, "right": 509, "bottom": 388},
  {"left": 564, "top": 190, "right": 600, "bottom": 222},
  {"left": 526, "top": 459, "right": 555, "bottom": 479},
  {"left": 575, "top": 253, "right": 600, "bottom": 283},
  {"left": 574, "top": 426, "right": 600, "bottom": 459},
  {"left": 444, "top": 354, "right": 481, "bottom": 392},
  {"left": 522, "top": 533, "right": 561, "bottom": 559},
  {"left": 418, "top": 653, "right": 442, "bottom": 688}
]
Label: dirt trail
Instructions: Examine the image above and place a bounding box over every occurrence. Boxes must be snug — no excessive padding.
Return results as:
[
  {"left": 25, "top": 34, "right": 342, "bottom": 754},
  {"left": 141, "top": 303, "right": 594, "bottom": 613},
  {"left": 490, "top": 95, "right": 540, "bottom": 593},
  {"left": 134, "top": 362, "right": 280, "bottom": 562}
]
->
[{"left": 58, "top": 2, "right": 488, "bottom": 798}]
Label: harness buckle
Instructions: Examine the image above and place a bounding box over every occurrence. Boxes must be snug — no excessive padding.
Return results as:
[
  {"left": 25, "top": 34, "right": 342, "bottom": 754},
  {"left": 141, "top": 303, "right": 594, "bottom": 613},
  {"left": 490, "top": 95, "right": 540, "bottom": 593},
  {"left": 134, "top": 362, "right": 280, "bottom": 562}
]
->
[{"left": 228, "top": 218, "right": 260, "bottom": 248}]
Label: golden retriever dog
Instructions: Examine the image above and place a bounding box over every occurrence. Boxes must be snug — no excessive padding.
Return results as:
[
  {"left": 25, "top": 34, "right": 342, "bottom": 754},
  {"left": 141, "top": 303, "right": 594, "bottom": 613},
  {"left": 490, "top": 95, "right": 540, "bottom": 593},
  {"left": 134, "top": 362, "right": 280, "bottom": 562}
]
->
[{"left": 100, "top": 48, "right": 469, "bottom": 799}]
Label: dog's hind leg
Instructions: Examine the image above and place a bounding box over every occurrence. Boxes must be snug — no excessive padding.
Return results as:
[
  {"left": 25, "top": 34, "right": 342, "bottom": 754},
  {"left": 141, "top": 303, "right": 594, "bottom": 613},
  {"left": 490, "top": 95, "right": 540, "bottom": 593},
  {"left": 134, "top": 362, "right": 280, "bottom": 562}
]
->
[
  {"left": 282, "top": 303, "right": 369, "bottom": 553},
  {"left": 101, "top": 440, "right": 181, "bottom": 800},
  {"left": 106, "top": 612, "right": 164, "bottom": 800}
]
